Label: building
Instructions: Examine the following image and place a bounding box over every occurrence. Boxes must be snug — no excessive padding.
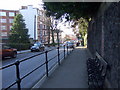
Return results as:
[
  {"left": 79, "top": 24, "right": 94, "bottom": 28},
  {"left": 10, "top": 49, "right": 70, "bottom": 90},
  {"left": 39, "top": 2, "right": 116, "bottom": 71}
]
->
[
  {"left": 0, "top": 9, "right": 19, "bottom": 43},
  {"left": 19, "top": 5, "right": 38, "bottom": 41},
  {"left": 38, "top": 10, "right": 50, "bottom": 44},
  {"left": 19, "top": 5, "right": 50, "bottom": 44}
]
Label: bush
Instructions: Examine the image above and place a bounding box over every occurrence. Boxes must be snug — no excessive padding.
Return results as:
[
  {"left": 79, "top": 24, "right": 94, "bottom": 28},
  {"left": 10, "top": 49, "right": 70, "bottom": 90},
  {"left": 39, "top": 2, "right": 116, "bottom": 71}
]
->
[{"left": 7, "top": 43, "right": 31, "bottom": 51}]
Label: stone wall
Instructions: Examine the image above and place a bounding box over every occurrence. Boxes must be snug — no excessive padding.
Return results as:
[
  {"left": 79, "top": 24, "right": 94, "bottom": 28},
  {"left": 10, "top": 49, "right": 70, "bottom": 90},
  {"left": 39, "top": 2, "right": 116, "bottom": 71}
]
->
[{"left": 87, "top": 2, "right": 120, "bottom": 88}]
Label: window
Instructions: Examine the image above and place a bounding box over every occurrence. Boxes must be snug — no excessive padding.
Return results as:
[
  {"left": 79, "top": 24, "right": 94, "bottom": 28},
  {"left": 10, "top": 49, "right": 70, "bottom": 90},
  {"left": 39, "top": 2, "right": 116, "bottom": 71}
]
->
[
  {"left": 9, "top": 12, "right": 15, "bottom": 16},
  {"left": 44, "top": 25, "right": 46, "bottom": 29},
  {"left": 9, "top": 19, "right": 14, "bottom": 23},
  {"left": 0, "top": 19, "right": 6, "bottom": 23},
  {"left": 0, "top": 12, "right": 6, "bottom": 16},
  {"left": 1, "top": 26, "right": 6, "bottom": 30},
  {"left": 44, "top": 31, "right": 46, "bottom": 35},
  {"left": 40, "top": 24, "right": 42, "bottom": 29},
  {"left": 1, "top": 32, "right": 7, "bottom": 36},
  {"left": 10, "top": 26, "right": 12, "bottom": 30}
]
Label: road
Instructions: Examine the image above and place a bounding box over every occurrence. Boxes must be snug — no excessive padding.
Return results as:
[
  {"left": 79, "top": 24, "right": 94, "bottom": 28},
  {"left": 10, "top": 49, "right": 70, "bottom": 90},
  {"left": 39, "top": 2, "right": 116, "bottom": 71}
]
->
[{"left": 2, "top": 47, "right": 71, "bottom": 88}]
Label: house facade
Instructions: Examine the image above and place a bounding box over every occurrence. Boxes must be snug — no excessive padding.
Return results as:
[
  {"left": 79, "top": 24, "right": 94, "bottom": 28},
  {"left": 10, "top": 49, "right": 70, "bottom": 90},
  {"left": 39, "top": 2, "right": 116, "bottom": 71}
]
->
[{"left": 0, "top": 9, "right": 19, "bottom": 43}]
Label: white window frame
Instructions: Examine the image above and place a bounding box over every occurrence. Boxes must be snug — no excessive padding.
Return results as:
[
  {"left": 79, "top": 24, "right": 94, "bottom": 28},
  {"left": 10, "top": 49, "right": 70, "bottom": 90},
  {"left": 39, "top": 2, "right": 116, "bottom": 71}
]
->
[
  {"left": 1, "top": 32, "right": 7, "bottom": 36},
  {"left": 9, "top": 12, "right": 15, "bottom": 17},
  {"left": 0, "top": 12, "right": 6, "bottom": 16},
  {"left": 9, "top": 19, "right": 14, "bottom": 23},
  {"left": 10, "top": 26, "right": 12, "bottom": 30},
  {"left": 0, "top": 19, "right": 7, "bottom": 23},
  {"left": 1, "top": 26, "right": 6, "bottom": 30}
]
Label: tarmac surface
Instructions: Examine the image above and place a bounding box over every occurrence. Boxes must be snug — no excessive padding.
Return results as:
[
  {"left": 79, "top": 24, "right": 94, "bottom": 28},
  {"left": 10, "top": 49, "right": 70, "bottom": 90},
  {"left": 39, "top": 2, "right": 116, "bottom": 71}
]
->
[{"left": 40, "top": 47, "right": 92, "bottom": 88}]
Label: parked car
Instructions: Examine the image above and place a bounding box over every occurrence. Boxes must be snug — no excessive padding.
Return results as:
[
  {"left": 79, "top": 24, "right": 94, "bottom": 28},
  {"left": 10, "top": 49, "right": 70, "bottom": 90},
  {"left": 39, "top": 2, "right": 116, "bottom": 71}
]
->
[
  {"left": 0, "top": 44, "right": 17, "bottom": 59},
  {"left": 30, "top": 42, "right": 45, "bottom": 52},
  {"left": 65, "top": 41, "right": 75, "bottom": 48}
]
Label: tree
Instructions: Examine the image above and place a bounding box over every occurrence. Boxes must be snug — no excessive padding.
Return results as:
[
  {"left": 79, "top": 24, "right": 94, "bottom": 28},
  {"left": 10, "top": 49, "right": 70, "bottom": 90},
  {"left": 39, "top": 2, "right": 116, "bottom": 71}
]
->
[
  {"left": 9, "top": 14, "right": 30, "bottom": 43},
  {"left": 9, "top": 14, "right": 30, "bottom": 50},
  {"left": 43, "top": 2, "right": 98, "bottom": 46},
  {"left": 71, "top": 18, "right": 88, "bottom": 46},
  {"left": 44, "top": 2, "right": 101, "bottom": 21}
]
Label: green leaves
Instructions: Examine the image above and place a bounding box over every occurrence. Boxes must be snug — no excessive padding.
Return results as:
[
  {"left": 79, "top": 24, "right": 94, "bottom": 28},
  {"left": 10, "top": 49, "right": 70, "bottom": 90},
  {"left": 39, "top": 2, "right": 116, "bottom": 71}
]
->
[
  {"left": 9, "top": 14, "right": 30, "bottom": 44},
  {"left": 44, "top": 2, "right": 101, "bottom": 20}
]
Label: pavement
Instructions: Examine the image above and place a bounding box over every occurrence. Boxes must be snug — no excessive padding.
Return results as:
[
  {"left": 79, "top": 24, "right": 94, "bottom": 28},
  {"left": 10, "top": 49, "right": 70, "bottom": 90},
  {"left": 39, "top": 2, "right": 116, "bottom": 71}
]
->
[{"left": 40, "top": 46, "right": 92, "bottom": 88}]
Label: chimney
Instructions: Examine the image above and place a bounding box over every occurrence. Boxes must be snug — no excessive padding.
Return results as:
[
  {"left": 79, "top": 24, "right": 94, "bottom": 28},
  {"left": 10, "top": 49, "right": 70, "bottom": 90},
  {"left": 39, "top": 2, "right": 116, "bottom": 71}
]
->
[{"left": 21, "top": 6, "right": 27, "bottom": 9}]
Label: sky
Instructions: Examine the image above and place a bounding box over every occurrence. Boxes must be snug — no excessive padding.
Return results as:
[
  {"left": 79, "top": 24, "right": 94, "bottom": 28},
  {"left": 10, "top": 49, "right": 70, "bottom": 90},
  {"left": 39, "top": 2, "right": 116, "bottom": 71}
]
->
[
  {"left": 0, "top": 0, "right": 74, "bottom": 35},
  {"left": 0, "top": 0, "right": 43, "bottom": 10}
]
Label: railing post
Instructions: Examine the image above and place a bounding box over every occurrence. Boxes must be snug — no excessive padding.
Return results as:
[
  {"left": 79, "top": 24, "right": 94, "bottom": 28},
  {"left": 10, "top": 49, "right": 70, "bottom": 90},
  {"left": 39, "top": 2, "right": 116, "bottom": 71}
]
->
[
  {"left": 45, "top": 51, "right": 49, "bottom": 77},
  {"left": 15, "top": 61, "right": 21, "bottom": 90},
  {"left": 64, "top": 45, "right": 65, "bottom": 59},
  {"left": 57, "top": 47, "right": 60, "bottom": 65},
  {"left": 67, "top": 44, "right": 68, "bottom": 55}
]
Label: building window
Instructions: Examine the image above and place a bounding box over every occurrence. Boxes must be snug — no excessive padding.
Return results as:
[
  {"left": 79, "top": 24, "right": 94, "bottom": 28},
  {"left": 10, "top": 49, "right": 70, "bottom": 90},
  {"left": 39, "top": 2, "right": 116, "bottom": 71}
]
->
[
  {"left": 44, "top": 31, "right": 45, "bottom": 35},
  {"left": 9, "top": 12, "right": 15, "bottom": 16},
  {"left": 1, "top": 32, "right": 7, "bottom": 36},
  {"left": 0, "top": 19, "right": 7, "bottom": 23},
  {"left": 0, "top": 12, "right": 6, "bottom": 16},
  {"left": 10, "top": 26, "right": 12, "bottom": 30},
  {"left": 9, "top": 19, "right": 14, "bottom": 23},
  {"left": 44, "top": 25, "right": 46, "bottom": 29},
  {"left": 0, "top": 26, "right": 6, "bottom": 30},
  {"left": 40, "top": 24, "right": 42, "bottom": 29}
]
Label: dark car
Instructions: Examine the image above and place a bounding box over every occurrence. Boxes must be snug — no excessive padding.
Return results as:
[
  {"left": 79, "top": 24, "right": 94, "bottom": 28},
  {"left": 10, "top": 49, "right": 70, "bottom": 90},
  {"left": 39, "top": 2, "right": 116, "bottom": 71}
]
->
[
  {"left": 30, "top": 42, "right": 45, "bottom": 52},
  {"left": 0, "top": 44, "right": 17, "bottom": 59}
]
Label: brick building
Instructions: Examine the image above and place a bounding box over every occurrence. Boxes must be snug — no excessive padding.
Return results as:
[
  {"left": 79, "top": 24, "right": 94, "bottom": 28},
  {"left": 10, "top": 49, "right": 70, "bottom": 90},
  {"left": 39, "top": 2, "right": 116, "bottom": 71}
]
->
[{"left": 0, "top": 9, "right": 19, "bottom": 43}]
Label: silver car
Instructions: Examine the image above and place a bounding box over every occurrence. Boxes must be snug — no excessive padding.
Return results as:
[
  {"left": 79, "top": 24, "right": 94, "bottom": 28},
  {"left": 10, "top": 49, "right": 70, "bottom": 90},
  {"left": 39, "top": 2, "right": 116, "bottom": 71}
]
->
[{"left": 31, "top": 42, "right": 45, "bottom": 52}]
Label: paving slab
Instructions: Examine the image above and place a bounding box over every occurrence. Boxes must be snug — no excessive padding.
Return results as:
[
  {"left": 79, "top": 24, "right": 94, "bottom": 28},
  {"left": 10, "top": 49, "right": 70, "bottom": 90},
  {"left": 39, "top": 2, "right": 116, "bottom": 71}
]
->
[{"left": 40, "top": 47, "right": 92, "bottom": 88}]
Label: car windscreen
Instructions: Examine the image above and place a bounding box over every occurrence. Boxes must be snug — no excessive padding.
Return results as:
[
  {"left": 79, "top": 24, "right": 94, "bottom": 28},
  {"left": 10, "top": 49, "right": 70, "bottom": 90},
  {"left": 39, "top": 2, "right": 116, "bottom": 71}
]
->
[{"left": 34, "top": 44, "right": 40, "bottom": 46}]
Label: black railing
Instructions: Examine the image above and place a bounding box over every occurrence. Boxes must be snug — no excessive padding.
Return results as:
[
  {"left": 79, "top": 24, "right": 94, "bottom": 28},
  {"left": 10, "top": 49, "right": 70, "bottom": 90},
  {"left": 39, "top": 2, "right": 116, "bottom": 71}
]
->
[{"left": 0, "top": 45, "right": 74, "bottom": 90}]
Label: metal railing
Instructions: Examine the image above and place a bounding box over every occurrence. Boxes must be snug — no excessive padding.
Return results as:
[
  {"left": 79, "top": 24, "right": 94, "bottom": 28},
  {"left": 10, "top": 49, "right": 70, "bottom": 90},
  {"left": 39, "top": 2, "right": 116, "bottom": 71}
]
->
[{"left": 0, "top": 45, "right": 74, "bottom": 90}]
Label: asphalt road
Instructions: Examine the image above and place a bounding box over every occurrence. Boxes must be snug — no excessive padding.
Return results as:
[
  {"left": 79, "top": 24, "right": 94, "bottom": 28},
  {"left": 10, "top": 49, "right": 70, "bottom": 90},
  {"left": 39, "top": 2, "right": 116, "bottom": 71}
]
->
[{"left": 2, "top": 47, "right": 71, "bottom": 88}]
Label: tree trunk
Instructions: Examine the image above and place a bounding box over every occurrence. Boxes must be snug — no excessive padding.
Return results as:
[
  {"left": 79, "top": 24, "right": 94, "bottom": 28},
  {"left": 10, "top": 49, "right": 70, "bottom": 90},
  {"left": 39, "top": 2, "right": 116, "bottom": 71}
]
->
[
  {"left": 47, "top": 28, "right": 50, "bottom": 44},
  {"left": 51, "top": 29, "right": 55, "bottom": 44}
]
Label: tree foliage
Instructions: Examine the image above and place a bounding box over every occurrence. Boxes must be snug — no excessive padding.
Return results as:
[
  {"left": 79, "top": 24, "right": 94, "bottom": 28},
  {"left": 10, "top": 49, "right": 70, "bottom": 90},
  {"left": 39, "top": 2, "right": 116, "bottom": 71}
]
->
[
  {"left": 44, "top": 2, "right": 101, "bottom": 20},
  {"left": 78, "top": 18, "right": 88, "bottom": 39},
  {"left": 9, "top": 14, "right": 30, "bottom": 44}
]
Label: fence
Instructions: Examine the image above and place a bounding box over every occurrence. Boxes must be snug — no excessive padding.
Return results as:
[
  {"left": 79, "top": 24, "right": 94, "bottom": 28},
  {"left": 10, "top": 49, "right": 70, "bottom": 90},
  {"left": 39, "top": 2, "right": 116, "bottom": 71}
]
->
[{"left": 0, "top": 45, "right": 74, "bottom": 90}]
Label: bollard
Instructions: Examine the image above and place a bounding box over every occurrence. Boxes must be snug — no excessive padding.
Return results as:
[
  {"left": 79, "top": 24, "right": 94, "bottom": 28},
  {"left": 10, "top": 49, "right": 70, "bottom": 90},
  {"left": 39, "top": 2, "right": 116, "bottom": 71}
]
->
[
  {"left": 57, "top": 47, "right": 60, "bottom": 65},
  {"left": 64, "top": 45, "right": 65, "bottom": 59},
  {"left": 45, "top": 51, "right": 49, "bottom": 77},
  {"left": 67, "top": 44, "right": 68, "bottom": 55}
]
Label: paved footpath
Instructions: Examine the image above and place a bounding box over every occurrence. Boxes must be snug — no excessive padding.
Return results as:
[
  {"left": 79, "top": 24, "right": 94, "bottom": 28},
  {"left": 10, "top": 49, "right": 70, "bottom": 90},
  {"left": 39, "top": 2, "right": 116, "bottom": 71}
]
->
[{"left": 40, "top": 47, "right": 92, "bottom": 88}]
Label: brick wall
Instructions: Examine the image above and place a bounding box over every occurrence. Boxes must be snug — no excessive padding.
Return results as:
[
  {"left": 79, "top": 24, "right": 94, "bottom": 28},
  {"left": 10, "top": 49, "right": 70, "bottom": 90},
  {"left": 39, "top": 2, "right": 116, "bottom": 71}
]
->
[{"left": 87, "top": 2, "right": 120, "bottom": 88}]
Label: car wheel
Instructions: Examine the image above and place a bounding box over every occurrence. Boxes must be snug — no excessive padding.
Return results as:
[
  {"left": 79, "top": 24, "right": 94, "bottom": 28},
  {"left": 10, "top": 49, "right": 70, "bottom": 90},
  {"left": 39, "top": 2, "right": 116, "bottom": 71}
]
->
[{"left": 12, "top": 52, "right": 17, "bottom": 58}]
